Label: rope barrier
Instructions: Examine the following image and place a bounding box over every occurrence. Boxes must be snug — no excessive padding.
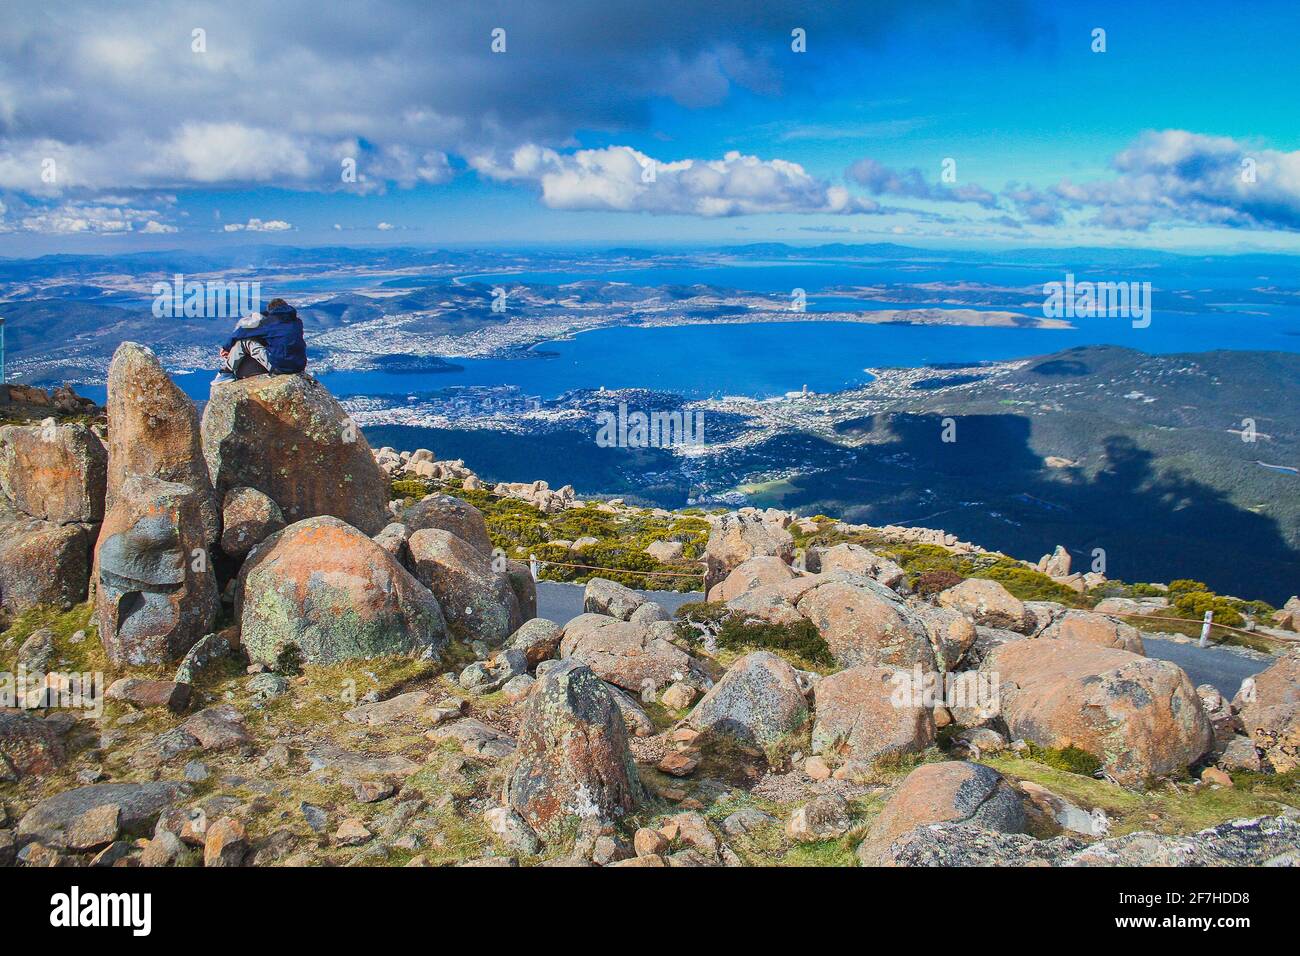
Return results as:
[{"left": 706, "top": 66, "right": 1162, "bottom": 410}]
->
[
  {"left": 1111, "top": 611, "right": 1300, "bottom": 643},
  {"left": 530, "top": 557, "right": 706, "bottom": 579}
]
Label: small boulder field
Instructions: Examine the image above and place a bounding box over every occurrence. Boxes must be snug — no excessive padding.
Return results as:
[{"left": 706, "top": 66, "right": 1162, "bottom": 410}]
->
[{"left": 0, "top": 346, "right": 1298, "bottom": 868}]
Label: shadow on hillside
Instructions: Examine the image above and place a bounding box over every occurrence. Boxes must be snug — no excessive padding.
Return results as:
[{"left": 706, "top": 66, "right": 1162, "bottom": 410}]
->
[{"left": 789, "top": 412, "right": 1300, "bottom": 604}]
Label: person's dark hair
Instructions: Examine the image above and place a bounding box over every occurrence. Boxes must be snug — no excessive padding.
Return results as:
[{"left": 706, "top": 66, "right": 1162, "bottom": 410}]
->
[{"left": 265, "top": 298, "right": 295, "bottom": 314}]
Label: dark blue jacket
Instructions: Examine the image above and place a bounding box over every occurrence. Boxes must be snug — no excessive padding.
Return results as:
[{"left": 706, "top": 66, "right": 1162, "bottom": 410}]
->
[{"left": 224, "top": 309, "right": 307, "bottom": 374}]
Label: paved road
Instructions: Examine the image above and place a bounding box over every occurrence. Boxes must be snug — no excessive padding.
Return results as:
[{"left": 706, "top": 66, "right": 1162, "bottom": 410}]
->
[
  {"left": 1142, "top": 636, "right": 1270, "bottom": 698},
  {"left": 537, "top": 583, "right": 1271, "bottom": 697},
  {"left": 536, "top": 581, "right": 703, "bottom": 624}
]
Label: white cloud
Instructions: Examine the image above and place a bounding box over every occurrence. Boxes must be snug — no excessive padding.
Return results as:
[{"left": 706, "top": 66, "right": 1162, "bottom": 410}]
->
[
  {"left": 16, "top": 201, "right": 176, "bottom": 234},
  {"left": 1048, "top": 130, "right": 1300, "bottom": 231},
  {"left": 377, "top": 222, "right": 395, "bottom": 230},
  {"left": 222, "top": 218, "right": 293, "bottom": 233},
  {"left": 472, "top": 145, "right": 879, "bottom": 216}
]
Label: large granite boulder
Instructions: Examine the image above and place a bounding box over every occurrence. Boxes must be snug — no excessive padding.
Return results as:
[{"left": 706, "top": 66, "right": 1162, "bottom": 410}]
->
[
  {"left": 796, "top": 579, "right": 935, "bottom": 670},
  {"left": 407, "top": 528, "right": 521, "bottom": 646},
  {"left": 105, "top": 343, "right": 218, "bottom": 542},
  {"left": 687, "top": 651, "right": 809, "bottom": 761},
  {"left": 1040, "top": 609, "right": 1144, "bottom": 654},
  {"left": 401, "top": 494, "right": 493, "bottom": 556},
  {"left": 559, "top": 613, "right": 700, "bottom": 694},
  {"left": 856, "top": 761, "right": 1026, "bottom": 866},
  {"left": 95, "top": 476, "right": 219, "bottom": 666},
  {"left": 238, "top": 516, "right": 447, "bottom": 667},
  {"left": 707, "top": 555, "right": 797, "bottom": 603},
  {"left": 938, "top": 578, "right": 1034, "bottom": 633},
  {"left": 0, "top": 515, "right": 92, "bottom": 613},
  {"left": 983, "top": 638, "right": 1213, "bottom": 787},
  {"left": 0, "top": 421, "right": 106, "bottom": 524},
  {"left": 505, "top": 559, "right": 537, "bottom": 622},
  {"left": 506, "top": 660, "right": 644, "bottom": 842},
  {"left": 702, "top": 513, "right": 793, "bottom": 592},
  {"left": 1234, "top": 654, "right": 1300, "bottom": 773},
  {"left": 811, "top": 665, "right": 935, "bottom": 766},
  {"left": 202, "top": 374, "right": 389, "bottom": 536}
]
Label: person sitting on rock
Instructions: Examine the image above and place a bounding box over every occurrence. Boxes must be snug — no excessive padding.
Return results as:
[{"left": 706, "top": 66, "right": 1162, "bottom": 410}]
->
[{"left": 212, "top": 298, "right": 308, "bottom": 386}]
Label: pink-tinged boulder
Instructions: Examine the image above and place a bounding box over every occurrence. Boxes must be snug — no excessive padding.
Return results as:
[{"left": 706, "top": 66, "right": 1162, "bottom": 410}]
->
[
  {"left": 95, "top": 476, "right": 219, "bottom": 666},
  {"left": 938, "top": 578, "right": 1034, "bottom": 633},
  {"left": 401, "top": 493, "right": 493, "bottom": 556},
  {"left": 506, "top": 659, "right": 644, "bottom": 842},
  {"left": 807, "top": 543, "right": 906, "bottom": 591},
  {"left": 407, "top": 528, "right": 521, "bottom": 645},
  {"left": 505, "top": 559, "right": 537, "bottom": 623},
  {"left": 1040, "top": 608, "right": 1144, "bottom": 654},
  {"left": 105, "top": 343, "right": 219, "bottom": 542},
  {"left": 559, "top": 613, "right": 700, "bottom": 694},
  {"left": 0, "top": 421, "right": 106, "bottom": 524},
  {"left": 983, "top": 638, "right": 1212, "bottom": 787},
  {"left": 238, "top": 516, "right": 447, "bottom": 667},
  {"left": 811, "top": 665, "right": 935, "bottom": 765},
  {"left": 856, "top": 761, "right": 1026, "bottom": 866},
  {"left": 707, "top": 555, "right": 797, "bottom": 603},
  {"left": 201, "top": 374, "right": 389, "bottom": 536},
  {"left": 1233, "top": 654, "right": 1300, "bottom": 773},
  {"left": 0, "top": 514, "right": 91, "bottom": 613},
  {"left": 219, "top": 486, "right": 285, "bottom": 559},
  {"left": 702, "top": 514, "right": 793, "bottom": 592},
  {"left": 796, "top": 579, "right": 935, "bottom": 670}
]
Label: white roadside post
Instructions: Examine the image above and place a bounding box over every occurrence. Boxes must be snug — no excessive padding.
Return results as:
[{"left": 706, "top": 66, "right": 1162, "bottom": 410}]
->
[
  {"left": 529, "top": 554, "right": 539, "bottom": 582},
  {"left": 1199, "top": 609, "right": 1213, "bottom": 648}
]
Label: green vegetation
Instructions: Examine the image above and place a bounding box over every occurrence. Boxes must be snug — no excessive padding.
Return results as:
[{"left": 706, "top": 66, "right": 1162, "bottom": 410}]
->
[
  {"left": 674, "top": 601, "right": 835, "bottom": 671},
  {"left": 1020, "top": 742, "right": 1104, "bottom": 776},
  {"left": 391, "top": 479, "right": 708, "bottom": 591}
]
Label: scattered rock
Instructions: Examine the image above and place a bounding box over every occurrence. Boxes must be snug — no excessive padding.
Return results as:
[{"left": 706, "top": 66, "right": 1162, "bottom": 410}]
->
[
  {"left": 18, "top": 782, "right": 190, "bottom": 849},
  {"left": 106, "top": 678, "right": 191, "bottom": 713},
  {"left": 796, "top": 579, "right": 935, "bottom": 670},
  {"left": 204, "top": 816, "right": 249, "bottom": 867},
  {"left": 506, "top": 660, "right": 644, "bottom": 841},
  {"left": 787, "top": 793, "right": 852, "bottom": 842},
  {"left": 559, "top": 613, "right": 701, "bottom": 694}
]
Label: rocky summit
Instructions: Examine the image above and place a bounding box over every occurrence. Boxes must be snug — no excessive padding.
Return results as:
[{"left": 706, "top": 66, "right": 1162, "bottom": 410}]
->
[{"left": 1, "top": 351, "right": 1298, "bottom": 869}]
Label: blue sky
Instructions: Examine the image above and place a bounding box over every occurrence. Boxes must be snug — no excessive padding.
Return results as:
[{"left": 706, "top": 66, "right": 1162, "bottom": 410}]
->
[{"left": 2, "top": 0, "right": 1298, "bottom": 254}]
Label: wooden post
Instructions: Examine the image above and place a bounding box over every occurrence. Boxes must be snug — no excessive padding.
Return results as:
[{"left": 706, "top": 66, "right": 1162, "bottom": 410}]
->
[
  {"left": 1199, "top": 610, "right": 1213, "bottom": 647},
  {"left": 529, "top": 554, "right": 539, "bottom": 582}
]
